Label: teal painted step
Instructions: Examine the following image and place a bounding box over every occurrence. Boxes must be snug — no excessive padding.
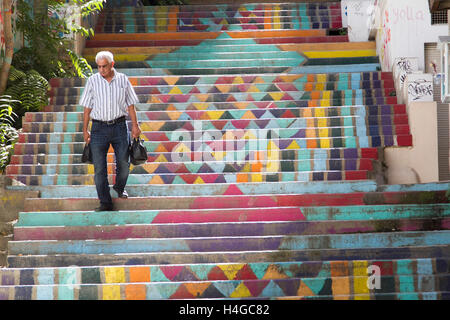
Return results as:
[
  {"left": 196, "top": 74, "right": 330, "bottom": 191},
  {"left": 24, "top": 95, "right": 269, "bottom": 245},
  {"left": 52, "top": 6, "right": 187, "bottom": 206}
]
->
[
  {"left": 16, "top": 204, "right": 450, "bottom": 227},
  {"left": 8, "top": 181, "right": 449, "bottom": 198},
  {"left": 15, "top": 204, "right": 450, "bottom": 227},
  {"left": 8, "top": 231, "right": 450, "bottom": 255},
  {"left": 0, "top": 180, "right": 391, "bottom": 198},
  {"left": 0, "top": 275, "right": 448, "bottom": 300},
  {"left": 2, "top": 258, "right": 446, "bottom": 286}
]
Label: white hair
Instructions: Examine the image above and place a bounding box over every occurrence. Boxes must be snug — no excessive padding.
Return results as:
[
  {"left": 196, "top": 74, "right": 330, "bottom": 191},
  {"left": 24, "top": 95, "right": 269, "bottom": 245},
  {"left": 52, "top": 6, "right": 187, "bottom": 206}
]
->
[{"left": 95, "top": 51, "right": 114, "bottom": 64}]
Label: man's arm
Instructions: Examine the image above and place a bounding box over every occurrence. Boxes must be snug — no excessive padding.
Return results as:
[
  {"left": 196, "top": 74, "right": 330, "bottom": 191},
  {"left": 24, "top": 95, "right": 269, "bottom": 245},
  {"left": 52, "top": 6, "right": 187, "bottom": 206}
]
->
[
  {"left": 128, "top": 104, "right": 141, "bottom": 139},
  {"left": 83, "top": 107, "right": 92, "bottom": 143}
]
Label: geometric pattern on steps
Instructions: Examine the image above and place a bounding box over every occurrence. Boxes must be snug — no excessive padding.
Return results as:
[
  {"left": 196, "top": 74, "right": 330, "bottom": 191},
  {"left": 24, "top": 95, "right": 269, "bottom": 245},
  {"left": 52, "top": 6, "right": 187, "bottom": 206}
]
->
[
  {"left": 2, "top": 275, "right": 449, "bottom": 300},
  {"left": 8, "top": 171, "right": 373, "bottom": 185},
  {"left": 96, "top": 3, "right": 343, "bottom": 33},
  {"left": 10, "top": 148, "right": 380, "bottom": 166},
  {"left": 50, "top": 79, "right": 392, "bottom": 97},
  {"left": 2, "top": 259, "right": 448, "bottom": 285},
  {"left": 3, "top": 1, "right": 449, "bottom": 302},
  {"left": 49, "top": 72, "right": 395, "bottom": 88},
  {"left": 48, "top": 88, "right": 394, "bottom": 105}
]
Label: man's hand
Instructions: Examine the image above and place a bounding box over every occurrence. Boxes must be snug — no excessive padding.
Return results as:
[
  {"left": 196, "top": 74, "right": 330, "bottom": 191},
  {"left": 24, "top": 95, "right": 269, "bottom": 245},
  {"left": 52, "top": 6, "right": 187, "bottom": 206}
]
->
[
  {"left": 131, "top": 123, "right": 142, "bottom": 139},
  {"left": 84, "top": 130, "right": 91, "bottom": 144}
]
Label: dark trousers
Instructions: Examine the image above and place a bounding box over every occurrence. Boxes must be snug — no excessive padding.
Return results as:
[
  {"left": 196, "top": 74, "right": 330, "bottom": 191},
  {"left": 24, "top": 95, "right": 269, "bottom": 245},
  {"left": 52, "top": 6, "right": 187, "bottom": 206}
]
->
[{"left": 90, "top": 120, "right": 130, "bottom": 205}]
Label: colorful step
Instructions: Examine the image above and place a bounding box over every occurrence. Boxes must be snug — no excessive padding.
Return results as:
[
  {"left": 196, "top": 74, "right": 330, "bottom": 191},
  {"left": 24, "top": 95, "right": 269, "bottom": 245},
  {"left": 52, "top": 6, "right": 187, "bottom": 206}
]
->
[
  {"left": 2, "top": 258, "right": 447, "bottom": 285},
  {"left": 2, "top": 275, "right": 448, "bottom": 300},
  {"left": 3, "top": 0, "right": 447, "bottom": 301}
]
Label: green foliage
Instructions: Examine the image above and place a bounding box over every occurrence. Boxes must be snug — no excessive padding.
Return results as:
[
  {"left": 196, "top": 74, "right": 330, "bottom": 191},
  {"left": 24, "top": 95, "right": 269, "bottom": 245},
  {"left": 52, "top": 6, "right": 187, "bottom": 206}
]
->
[
  {"left": 67, "top": 49, "right": 94, "bottom": 78},
  {"left": 4, "top": 66, "right": 49, "bottom": 128},
  {"left": 13, "top": 0, "right": 104, "bottom": 79},
  {"left": 0, "top": 95, "right": 19, "bottom": 172}
]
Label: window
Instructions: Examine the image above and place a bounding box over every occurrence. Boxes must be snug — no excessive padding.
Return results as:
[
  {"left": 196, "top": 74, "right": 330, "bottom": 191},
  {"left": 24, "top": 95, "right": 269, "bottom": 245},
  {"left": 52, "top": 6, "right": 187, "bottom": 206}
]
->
[{"left": 431, "top": 10, "right": 448, "bottom": 24}]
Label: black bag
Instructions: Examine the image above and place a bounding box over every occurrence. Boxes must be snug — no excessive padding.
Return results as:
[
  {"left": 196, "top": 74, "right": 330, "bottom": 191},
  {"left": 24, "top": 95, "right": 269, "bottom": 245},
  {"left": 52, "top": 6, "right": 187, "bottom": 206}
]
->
[
  {"left": 129, "top": 137, "right": 148, "bottom": 165},
  {"left": 81, "top": 143, "right": 92, "bottom": 163}
]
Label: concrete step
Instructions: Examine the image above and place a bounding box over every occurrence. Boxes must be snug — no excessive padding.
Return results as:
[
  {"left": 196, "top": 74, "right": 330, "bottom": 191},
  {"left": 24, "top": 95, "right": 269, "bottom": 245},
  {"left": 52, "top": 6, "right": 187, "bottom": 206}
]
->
[
  {"left": 1, "top": 274, "right": 448, "bottom": 300},
  {"left": 19, "top": 116, "right": 408, "bottom": 133},
  {"left": 23, "top": 106, "right": 403, "bottom": 123},
  {"left": 99, "top": 3, "right": 341, "bottom": 13},
  {"left": 2, "top": 274, "right": 448, "bottom": 300},
  {"left": 17, "top": 123, "right": 410, "bottom": 141},
  {"left": 48, "top": 94, "right": 395, "bottom": 108},
  {"left": 10, "top": 180, "right": 449, "bottom": 199},
  {"left": 7, "top": 170, "right": 373, "bottom": 186},
  {"left": 277, "top": 292, "right": 450, "bottom": 300},
  {"left": 2, "top": 258, "right": 447, "bottom": 286},
  {"left": 110, "top": 63, "right": 381, "bottom": 76},
  {"left": 95, "top": 21, "right": 343, "bottom": 34},
  {"left": 19, "top": 189, "right": 450, "bottom": 212},
  {"left": 101, "top": 56, "right": 380, "bottom": 70},
  {"left": 85, "top": 35, "right": 350, "bottom": 48},
  {"left": 48, "top": 87, "right": 394, "bottom": 104},
  {"left": 9, "top": 147, "right": 380, "bottom": 165},
  {"left": 44, "top": 102, "right": 404, "bottom": 113},
  {"left": 7, "top": 245, "right": 450, "bottom": 268},
  {"left": 11, "top": 179, "right": 436, "bottom": 198},
  {"left": 11, "top": 135, "right": 411, "bottom": 156},
  {"left": 82, "top": 42, "right": 376, "bottom": 57},
  {"left": 8, "top": 230, "right": 450, "bottom": 255},
  {"left": 48, "top": 71, "right": 393, "bottom": 88},
  {"left": 99, "top": 8, "right": 342, "bottom": 17},
  {"left": 94, "top": 20, "right": 342, "bottom": 32},
  {"left": 48, "top": 80, "right": 392, "bottom": 97},
  {"left": 5, "top": 158, "right": 376, "bottom": 175},
  {"left": 16, "top": 203, "right": 450, "bottom": 227},
  {"left": 89, "top": 29, "right": 330, "bottom": 42},
  {"left": 14, "top": 217, "right": 450, "bottom": 241}
]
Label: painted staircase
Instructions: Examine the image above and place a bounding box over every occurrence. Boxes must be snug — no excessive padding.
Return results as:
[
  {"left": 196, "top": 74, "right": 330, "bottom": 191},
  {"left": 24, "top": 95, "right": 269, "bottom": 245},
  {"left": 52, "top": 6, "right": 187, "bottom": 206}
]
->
[{"left": 1, "top": 1, "right": 449, "bottom": 300}]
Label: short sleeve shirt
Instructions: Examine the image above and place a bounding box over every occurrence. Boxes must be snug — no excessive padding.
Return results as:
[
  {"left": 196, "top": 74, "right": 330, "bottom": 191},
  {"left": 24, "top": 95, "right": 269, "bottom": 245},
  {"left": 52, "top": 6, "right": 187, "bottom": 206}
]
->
[{"left": 79, "top": 70, "right": 139, "bottom": 121}]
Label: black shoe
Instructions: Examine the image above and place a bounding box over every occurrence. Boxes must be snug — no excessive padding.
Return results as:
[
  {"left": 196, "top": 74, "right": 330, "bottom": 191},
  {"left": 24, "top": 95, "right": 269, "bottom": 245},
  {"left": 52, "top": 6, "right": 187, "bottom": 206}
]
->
[
  {"left": 95, "top": 203, "right": 114, "bottom": 211},
  {"left": 113, "top": 186, "right": 128, "bottom": 199}
]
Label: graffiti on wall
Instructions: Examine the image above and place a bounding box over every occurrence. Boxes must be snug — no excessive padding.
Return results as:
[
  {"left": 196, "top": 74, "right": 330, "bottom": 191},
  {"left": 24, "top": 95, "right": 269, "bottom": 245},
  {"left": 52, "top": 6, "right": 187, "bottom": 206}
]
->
[{"left": 406, "top": 74, "right": 433, "bottom": 102}]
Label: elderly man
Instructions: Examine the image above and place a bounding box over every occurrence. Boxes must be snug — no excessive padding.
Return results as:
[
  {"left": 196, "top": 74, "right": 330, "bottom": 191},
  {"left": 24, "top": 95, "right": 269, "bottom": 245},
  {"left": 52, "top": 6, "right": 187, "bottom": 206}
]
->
[{"left": 79, "top": 51, "right": 142, "bottom": 211}]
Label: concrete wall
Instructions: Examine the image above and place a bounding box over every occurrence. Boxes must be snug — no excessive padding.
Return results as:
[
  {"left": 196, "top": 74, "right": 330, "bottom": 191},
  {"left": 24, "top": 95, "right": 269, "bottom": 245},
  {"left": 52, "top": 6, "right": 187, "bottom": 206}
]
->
[
  {"left": 385, "top": 101, "right": 439, "bottom": 184},
  {"left": 0, "top": 176, "right": 39, "bottom": 266},
  {"left": 369, "top": 0, "right": 447, "bottom": 72}
]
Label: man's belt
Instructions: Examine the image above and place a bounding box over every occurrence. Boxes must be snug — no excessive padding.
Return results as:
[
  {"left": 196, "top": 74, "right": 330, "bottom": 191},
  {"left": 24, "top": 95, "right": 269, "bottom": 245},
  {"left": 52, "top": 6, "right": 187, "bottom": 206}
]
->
[{"left": 92, "top": 116, "right": 126, "bottom": 125}]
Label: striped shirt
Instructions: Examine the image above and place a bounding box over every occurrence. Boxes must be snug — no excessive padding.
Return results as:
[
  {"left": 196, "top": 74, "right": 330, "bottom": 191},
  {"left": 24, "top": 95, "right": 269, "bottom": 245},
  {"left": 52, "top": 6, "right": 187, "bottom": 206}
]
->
[{"left": 79, "top": 69, "right": 139, "bottom": 121}]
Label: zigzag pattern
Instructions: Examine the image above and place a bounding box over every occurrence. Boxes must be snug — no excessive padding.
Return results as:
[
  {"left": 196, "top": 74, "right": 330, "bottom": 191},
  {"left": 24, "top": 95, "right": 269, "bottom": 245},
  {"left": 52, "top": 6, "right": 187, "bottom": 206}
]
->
[
  {"left": 3, "top": 1, "right": 448, "bottom": 302},
  {"left": 95, "top": 2, "right": 343, "bottom": 33}
]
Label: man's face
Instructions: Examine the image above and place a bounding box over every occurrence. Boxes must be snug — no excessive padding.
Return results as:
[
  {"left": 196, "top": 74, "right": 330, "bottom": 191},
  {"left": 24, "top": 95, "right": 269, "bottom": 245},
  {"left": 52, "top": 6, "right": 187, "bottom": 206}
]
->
[{"left": 97, "top": 58, "right": 114, "bottom": 78}]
